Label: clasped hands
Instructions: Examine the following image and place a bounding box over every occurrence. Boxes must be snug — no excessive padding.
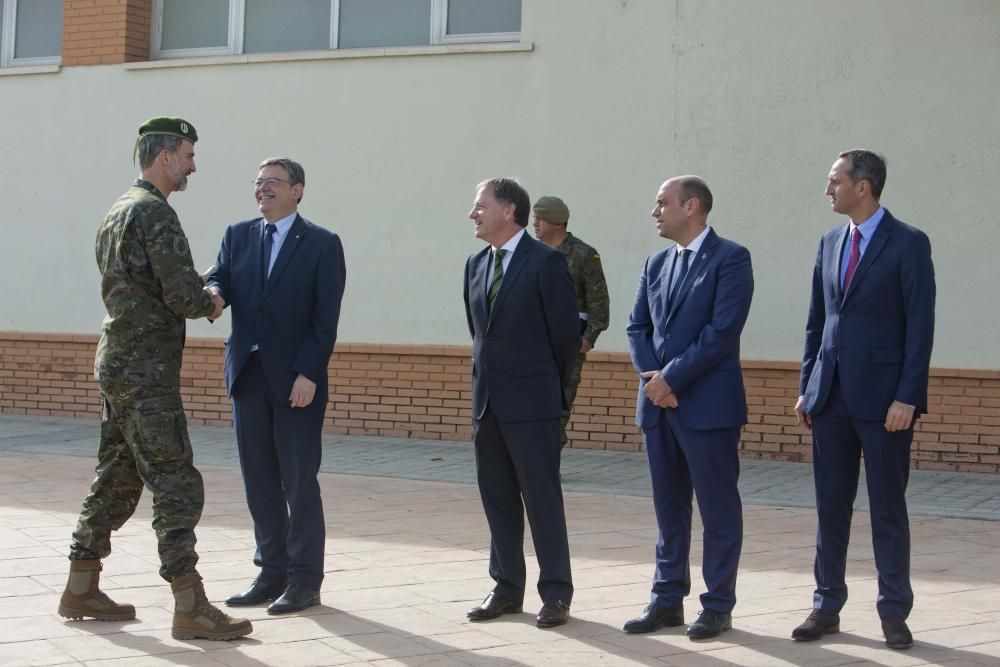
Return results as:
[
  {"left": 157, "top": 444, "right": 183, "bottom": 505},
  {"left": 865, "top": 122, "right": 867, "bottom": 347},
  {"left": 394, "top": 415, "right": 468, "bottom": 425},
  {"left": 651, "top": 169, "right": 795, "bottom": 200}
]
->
[
  {"left": 639, "top": 370, "right": 678, "bottom": 408},
  {"left": 204, "top": 285, "right": 224, "bottom": 321}
]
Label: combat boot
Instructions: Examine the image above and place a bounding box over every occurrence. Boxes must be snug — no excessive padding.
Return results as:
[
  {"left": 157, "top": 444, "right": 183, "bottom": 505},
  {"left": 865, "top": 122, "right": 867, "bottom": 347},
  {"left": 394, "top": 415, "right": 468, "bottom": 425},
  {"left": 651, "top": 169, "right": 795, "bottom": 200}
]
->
[
  {"left": 58, "top": 559, "right": 136, "bottom": 621},
  {"left": 171, "top": 573, "right": 253, "bottom": 640}
]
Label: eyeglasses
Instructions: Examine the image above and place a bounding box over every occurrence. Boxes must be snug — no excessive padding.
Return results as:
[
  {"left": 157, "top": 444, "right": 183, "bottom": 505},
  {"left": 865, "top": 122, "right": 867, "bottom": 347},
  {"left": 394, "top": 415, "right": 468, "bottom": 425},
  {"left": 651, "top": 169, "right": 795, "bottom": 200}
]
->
[{"left": 253, "top": 177, "right": 291, "bottom": 188}]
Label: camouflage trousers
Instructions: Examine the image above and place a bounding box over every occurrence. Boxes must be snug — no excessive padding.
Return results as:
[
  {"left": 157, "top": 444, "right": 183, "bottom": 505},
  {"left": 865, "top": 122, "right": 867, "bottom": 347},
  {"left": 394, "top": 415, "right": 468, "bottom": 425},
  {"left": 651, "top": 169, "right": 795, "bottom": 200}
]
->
[
  {"left": 69, "top": 384, "right": 204, "bottom": 582},
  {"left": 560, "top": 353, "right": 587, "bottom": 447}
]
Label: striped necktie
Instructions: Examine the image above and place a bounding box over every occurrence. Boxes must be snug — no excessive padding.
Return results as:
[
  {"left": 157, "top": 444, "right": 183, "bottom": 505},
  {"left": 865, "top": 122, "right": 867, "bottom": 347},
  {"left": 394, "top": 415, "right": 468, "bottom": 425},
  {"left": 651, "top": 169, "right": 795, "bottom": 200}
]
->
[{"left": 487, "top": 249, "right": 507, "bottom": 310}]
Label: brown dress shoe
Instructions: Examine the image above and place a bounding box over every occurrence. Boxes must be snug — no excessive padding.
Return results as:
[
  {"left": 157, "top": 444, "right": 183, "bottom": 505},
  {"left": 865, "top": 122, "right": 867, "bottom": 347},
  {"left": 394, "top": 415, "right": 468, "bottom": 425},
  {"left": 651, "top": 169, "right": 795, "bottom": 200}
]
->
[
  {"left": 467, "top": 593, "right": 522, "bottom": 621},
  {"left": 536, "top": 600, "right": 570, "bottom": 628},
  {"left": 792, "top": 609, "right": 840, "bottom": 641},
  {"left": 881, "top": 616, "right": 913, "bottom": 649}
]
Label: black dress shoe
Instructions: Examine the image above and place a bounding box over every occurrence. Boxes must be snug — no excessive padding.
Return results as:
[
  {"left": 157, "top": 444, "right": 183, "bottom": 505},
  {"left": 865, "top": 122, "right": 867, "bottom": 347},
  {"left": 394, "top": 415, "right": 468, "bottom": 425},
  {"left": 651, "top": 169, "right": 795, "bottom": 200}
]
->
[
  {"left": 467, "top": 593, "right": 522, "bottom": 621},
  {"left": 536, "top": 600, "right": 570, "bottom": 628},
  {"left": 686, "top": 609, "right": 732, "bottom": 639},
  {"left": 881, "top": 616, "right": 913, "bottom": 650},
  {"left": 266, "top": 583, "right": 320, "bottom": 615},
  {"left": 225, "top": 577, "right": 287, "bottom": 606},
  {"left": 792, "top": 609, "right": 840, "bottom": 641},
  {"left": 623, "top": 602, "right": 684, "bottom": 633}
]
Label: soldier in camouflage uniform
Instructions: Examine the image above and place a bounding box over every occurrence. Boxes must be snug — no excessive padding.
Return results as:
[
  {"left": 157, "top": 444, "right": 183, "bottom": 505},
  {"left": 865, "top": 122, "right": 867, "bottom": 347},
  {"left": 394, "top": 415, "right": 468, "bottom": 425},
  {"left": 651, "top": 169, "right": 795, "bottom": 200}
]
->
[
  {"left": 58, "top": 117, "right": 252, "bottom": 641},
  {"left": 533, "top": 196, "right": 611, "bottom": 447}
]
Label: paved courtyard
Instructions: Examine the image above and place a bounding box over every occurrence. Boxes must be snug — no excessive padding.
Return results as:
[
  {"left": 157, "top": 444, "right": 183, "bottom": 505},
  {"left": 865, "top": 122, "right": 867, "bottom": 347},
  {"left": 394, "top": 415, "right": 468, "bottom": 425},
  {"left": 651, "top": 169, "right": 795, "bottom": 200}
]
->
[{"left": 0, "top": 414, "right": 998, "bottom": 666}]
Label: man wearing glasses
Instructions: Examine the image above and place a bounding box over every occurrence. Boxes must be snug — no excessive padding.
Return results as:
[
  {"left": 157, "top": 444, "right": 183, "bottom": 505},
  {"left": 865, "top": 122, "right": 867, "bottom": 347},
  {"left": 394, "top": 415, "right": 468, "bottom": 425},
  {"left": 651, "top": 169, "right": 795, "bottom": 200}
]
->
[{"left": 206, "top": 158, "right": 346, "bottom": 615}]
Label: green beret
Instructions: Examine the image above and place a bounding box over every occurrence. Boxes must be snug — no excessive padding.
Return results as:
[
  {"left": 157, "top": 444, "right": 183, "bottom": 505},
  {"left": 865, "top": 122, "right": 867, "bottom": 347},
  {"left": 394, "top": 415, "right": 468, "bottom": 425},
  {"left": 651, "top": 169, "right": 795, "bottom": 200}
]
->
[
  {"left": 138, "top": 116, "right": 197, "bottom": 143},
  {"left": 533, "top": 196, "right": 569, "bottom": 225}
]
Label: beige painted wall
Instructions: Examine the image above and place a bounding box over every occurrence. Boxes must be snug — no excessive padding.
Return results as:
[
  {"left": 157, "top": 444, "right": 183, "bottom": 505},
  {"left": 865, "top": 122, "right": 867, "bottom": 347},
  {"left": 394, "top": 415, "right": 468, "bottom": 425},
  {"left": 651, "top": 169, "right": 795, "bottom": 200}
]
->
[{"left": 2, "top": 0, "right": 997, "bottom": 368}]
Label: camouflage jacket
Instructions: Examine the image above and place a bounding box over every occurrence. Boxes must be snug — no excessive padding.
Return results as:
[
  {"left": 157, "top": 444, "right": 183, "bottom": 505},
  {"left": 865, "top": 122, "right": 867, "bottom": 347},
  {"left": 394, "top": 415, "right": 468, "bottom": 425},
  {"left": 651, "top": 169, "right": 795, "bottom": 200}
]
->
[
  {"left": 556, "top": 232, "right": 610, "bottom": 345},
  {"left": 94, "top": 179, "right": 214, "bottom": 387}
]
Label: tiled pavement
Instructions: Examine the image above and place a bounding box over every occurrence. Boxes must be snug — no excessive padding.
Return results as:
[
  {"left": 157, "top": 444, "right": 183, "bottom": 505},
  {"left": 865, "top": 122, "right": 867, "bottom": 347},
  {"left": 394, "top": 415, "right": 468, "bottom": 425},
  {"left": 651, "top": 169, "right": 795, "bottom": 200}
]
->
[{"left": 1, "top": 413, "right": 998, "bottom": 666}]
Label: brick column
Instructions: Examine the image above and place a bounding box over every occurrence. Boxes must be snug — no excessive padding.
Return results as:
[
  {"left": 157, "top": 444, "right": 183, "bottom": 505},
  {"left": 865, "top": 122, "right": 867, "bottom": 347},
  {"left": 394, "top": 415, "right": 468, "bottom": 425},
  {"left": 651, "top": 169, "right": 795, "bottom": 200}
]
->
[{"left": 62, "top": 0, "right": 151, "bottom": 66}]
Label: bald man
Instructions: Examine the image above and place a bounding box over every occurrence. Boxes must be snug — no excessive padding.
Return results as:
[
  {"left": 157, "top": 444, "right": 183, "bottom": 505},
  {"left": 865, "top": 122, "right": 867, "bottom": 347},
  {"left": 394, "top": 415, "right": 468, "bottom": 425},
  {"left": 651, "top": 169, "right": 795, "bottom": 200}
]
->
[{"left": 624, "top": 176, "right": 753, "bottom": 640}]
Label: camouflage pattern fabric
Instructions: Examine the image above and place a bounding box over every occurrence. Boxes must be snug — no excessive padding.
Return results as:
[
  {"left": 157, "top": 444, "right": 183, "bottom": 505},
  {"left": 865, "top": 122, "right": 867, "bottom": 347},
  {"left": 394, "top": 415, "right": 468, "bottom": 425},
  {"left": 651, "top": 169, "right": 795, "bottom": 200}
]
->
[
  {"left": 70, "top": 179, "right": 214, "bottom": 581},
  {"left": 94, "top": 179, "right": 214, "bottom": 387},
  {"left": 70, "top": 385, "right": 204, "bottom": 581},
  {"left": 556, "top": 232, "right": 610, "bottom": 346},
  {"left": 555, "top": 233, "right": 610, "bottom": 446}
]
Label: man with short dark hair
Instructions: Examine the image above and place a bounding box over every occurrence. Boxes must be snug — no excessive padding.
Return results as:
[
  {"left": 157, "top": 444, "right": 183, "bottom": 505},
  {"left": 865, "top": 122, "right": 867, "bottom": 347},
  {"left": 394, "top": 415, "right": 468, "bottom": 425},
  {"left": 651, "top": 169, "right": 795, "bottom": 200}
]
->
[
  {"left": 208, "top": 157, "right": 346, "bottom": 616},
  {"left": 532, "top": 196, "right": 610, "bottom": 448},
  {"left": 59, "top": 117, "right": 251, "bottom": 641},
  {"left": 463, "top": 178, "right": 580, "bottom": 628},
  {"left": 625, "top": 176, "right": 753, "bottom": 640},
  {"left": 793, "top": 150, "right": 935, "bottom": 650}
]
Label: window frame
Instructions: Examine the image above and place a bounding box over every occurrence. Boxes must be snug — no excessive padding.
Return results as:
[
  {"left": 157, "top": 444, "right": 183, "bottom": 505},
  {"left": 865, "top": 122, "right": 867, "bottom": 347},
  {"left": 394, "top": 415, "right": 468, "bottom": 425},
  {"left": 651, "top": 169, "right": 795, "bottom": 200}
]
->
[
  {"left": 434, "top": 0, "right": 520, "bottom": 45},
  {"left": 150, "top": 0, "right": 519, "bottom": 60},
  {"left": 0, "top": 0, "right": 63, "bottom": 68}
]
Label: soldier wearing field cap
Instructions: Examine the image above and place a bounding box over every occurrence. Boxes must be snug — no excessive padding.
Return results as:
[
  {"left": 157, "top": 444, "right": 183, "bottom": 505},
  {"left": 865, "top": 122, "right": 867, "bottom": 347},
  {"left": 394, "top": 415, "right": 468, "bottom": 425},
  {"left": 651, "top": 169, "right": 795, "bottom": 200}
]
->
[
  {"left": 532, "top": 196, "right": 611, "bottom": 448},
  {"left": 58, "top": 117, "right": 251, "bottom": 641}
]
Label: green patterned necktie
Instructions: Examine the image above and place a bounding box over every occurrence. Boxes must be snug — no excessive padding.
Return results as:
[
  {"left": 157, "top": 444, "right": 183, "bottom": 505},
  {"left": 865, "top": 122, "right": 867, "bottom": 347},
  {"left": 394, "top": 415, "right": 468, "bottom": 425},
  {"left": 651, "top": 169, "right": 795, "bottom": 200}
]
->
[{"left": 487, "top": 249, "right": 508, "bottom": 310}]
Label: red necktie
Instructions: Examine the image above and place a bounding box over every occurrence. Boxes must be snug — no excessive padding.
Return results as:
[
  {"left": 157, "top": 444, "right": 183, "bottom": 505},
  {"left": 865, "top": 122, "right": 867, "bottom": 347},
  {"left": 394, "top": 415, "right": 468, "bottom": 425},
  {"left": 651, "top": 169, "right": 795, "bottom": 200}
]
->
[{"left": 842, "top": 227, "right": 862, "bottom": 296}]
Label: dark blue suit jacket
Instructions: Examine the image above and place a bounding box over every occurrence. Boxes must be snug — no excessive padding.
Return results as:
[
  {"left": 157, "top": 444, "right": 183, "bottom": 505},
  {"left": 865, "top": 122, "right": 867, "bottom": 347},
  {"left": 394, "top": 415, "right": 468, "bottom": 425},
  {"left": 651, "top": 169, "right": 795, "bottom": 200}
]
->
[
  {"left": 799, "top": 210, "right": 935, "bottom": 421},
  {"left": 463, "top": 233, "right": 580, "bottom": 423},
  {"left": 207, "top": 214, "right": 346, "bottom": 399},
  {"left": 627, "top": 228, "right": 754, "bottom": 431}
]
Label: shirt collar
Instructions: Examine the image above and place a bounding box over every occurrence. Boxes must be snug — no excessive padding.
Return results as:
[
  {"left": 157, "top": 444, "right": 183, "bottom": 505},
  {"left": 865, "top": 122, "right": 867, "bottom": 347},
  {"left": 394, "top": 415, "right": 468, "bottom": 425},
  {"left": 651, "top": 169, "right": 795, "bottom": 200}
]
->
[
  {"left": 133, "top": 178, "right": 166, "bottom": 201},
  {"left": 264, "top": 211, "right": 297, "bottom": 238},
  {"left": 675, "top": 225, "right": 711, "bottom": 255},
  {"left": 849, "top": 206, "right": 885, "bottom": 239},
  {"left": 493, "top": 228, "right": 526, "bottom": 254}
]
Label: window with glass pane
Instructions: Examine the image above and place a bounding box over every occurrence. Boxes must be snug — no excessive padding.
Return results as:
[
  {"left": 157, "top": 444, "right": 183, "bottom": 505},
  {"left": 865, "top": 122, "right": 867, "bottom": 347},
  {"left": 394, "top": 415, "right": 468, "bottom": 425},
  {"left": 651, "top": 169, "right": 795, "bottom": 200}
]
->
[
  {"left": 13, "top": 0, "right": 62, "bottom": 59},
  {"left": 160, "top": 0, "right": 229, "bottom": 51},
  {"left": 339, "top": 0, "right": 430, "bottom": 49},
  {"left": 447, "top": 0, "right": 520, "bottom": 35},
  {"left": 244, "top": 0, "right": 331, "bottom": 53}
]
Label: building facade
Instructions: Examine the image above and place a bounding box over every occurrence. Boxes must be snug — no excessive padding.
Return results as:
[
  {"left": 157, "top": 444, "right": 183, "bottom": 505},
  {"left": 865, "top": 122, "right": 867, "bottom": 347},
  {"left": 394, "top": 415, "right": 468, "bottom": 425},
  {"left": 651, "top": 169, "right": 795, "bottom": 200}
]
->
[{"left": 2, "top": 0, "right": 998, "bottom": 471}]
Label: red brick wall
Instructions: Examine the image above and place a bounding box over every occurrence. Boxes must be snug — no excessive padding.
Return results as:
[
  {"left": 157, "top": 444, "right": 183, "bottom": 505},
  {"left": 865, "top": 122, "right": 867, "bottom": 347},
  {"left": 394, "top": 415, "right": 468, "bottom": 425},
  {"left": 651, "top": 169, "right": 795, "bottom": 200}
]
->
[
  {"left": 1, "top": 332, "right": 997, "bottom": 473},
  {"left": 62, "top": 0, "right": 151, "bottom": 66}
]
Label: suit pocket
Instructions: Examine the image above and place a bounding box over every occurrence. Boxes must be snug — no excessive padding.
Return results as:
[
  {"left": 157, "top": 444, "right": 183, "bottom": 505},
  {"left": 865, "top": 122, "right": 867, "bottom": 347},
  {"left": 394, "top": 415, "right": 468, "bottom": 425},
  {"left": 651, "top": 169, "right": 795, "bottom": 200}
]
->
[{"left": 871, "top": 348, "right": 903, "bottom": 363}]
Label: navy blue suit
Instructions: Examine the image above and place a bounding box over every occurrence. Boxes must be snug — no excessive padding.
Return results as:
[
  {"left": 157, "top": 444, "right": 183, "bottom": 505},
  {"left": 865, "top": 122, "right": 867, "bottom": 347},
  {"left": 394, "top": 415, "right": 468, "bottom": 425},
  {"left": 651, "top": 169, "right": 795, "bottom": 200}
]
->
[
  {"left": 463, "top": 231, "right": 580, "bottom": 604},
  {"left": 627, "top": 228, "right": 753, "bottom": 613},
  {"left": 208, "top": 214, "right": 346, "bottom": 590},
  {"left": 799, "top": 209, "right": 934, "bottom": 619}
]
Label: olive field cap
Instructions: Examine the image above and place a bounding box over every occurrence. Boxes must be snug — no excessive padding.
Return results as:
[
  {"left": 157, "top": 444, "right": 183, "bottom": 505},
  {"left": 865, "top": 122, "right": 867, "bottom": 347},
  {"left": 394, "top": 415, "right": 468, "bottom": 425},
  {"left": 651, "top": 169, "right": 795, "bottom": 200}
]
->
[{"left": 533, "top": 196, "right": 569, "bottom": 225}]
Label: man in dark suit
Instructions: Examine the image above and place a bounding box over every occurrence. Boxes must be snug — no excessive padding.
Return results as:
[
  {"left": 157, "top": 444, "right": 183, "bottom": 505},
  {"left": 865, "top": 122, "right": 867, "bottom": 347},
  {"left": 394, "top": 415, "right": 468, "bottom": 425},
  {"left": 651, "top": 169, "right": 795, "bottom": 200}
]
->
[
  {"left": 793, "top": 150, "right": 935, "bottom": 650},
  {"left": 206, "top": 157, "right": 346, "bottom": 615},
  {"left": 462, "top": 177, "right": 580, "bottom": 628},
  {"left": 625, "top": 176, "right": 753, "bottom": 640}
]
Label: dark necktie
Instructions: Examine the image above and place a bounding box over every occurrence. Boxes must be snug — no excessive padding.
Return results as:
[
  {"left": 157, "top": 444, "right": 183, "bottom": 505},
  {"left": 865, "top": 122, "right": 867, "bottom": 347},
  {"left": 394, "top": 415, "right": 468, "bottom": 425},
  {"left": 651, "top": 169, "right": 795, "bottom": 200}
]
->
[
  {"left": 261, "top": 223, "right": 276, "bottom": 287},
  {"left": 842, "top": 227, "right": 862, "bottom": 297},
  {"left": 667, "top": 249, "right": 690, "bottom": 310},
  {"left": 487, "top": 249, "right": 507, "bottom": 311}
]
